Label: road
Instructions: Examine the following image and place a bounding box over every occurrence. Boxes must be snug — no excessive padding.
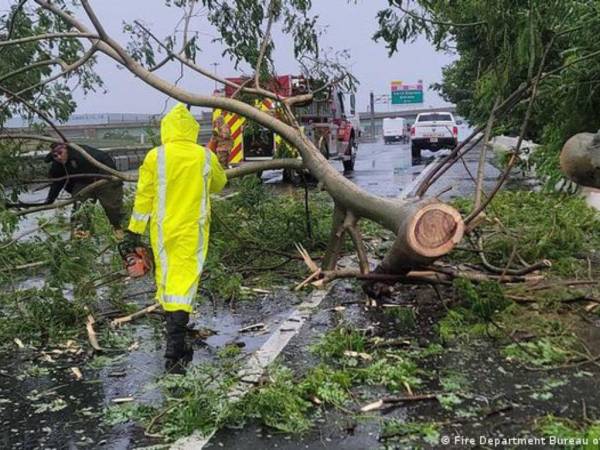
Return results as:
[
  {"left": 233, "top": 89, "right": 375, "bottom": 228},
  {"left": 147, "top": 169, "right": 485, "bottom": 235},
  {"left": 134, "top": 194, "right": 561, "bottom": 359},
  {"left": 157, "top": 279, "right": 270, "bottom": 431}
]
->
[{"left": 328, "top": 131, "right": 501, "bottom": 202}]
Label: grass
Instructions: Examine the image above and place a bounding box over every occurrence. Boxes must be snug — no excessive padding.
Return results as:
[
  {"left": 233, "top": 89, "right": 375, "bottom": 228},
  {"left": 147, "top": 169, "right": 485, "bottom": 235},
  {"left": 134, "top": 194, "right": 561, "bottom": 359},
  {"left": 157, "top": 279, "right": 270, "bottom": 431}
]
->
[
  {"left": 380, "top": 419, "right": 441, "bottom": 446},
  {"left": 538, "top": 416, "right": 600, "bottom": 450}
]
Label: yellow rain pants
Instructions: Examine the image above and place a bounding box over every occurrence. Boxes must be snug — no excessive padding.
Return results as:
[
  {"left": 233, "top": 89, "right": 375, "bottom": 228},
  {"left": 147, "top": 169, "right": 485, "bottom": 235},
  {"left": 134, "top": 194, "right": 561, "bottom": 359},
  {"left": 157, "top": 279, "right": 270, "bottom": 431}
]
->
[{"left": 128, "top": 103, "right": 227, "bottom": 313}]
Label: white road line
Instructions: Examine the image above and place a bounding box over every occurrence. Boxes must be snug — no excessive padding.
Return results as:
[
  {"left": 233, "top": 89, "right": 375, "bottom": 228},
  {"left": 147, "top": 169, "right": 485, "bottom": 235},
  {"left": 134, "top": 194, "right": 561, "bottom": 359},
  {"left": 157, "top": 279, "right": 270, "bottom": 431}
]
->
[{"left": 170, "top": 286, "right": 334, "bottom": 449}]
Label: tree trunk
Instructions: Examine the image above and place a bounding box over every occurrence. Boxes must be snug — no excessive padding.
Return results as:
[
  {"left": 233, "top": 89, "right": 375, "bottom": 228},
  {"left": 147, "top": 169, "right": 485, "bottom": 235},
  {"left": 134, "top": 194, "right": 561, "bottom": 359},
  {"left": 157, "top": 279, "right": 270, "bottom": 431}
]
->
[{"left": 560, "top": 131, "right": 600, "bottom": 188}]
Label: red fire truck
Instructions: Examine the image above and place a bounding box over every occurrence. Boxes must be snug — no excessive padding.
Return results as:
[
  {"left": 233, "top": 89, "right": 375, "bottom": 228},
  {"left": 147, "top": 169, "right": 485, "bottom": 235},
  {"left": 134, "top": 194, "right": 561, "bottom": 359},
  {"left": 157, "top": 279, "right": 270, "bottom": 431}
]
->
[{"left": 212, "top": 75, "right": 358, "bottom": 172}]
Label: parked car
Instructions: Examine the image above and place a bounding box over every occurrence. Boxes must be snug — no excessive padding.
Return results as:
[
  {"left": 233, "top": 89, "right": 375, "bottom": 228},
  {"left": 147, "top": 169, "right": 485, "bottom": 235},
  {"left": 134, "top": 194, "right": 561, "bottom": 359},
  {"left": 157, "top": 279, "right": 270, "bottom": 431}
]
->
[
  {"left": 410, "top": 112, "right": 458, "bottom": 159},
  {"left": 383, "top": 118, "right": 407, "bottom": 144}
]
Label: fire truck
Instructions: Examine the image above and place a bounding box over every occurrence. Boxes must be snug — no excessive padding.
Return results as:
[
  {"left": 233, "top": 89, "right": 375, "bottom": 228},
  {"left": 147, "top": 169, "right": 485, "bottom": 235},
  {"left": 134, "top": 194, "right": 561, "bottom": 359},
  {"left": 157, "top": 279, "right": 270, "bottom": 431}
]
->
[{"left": 212, "top": 75, "right": 359, "bottom": 172}]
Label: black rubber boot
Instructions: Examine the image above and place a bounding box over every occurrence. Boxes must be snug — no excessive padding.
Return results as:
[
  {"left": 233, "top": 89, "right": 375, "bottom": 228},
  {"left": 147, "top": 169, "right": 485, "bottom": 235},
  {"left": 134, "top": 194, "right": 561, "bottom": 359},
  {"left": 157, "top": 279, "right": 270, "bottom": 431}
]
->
[{"left": 164, "top": 310, "right": 193, "bottom": 374}]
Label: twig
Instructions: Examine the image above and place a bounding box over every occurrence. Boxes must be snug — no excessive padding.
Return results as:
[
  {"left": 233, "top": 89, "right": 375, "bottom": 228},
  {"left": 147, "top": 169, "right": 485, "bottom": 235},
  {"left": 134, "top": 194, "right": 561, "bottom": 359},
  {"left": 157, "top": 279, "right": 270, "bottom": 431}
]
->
[
  {"left": 0, "top": 32, "right": 98, "bottom": 47},
  {"left": 13, "top": 180, "right": 110, "bottom": 216},
  {"left": 0, "top": 220, "right": 50, "bottom": 250},
  {"left": 0, "top": 0, "right": 28, "bottom": 56},
  {"left": 254, "top": 0, "right": 276, "bottom": 88},
  {"left": 147, "top": 398, "right": 186, "bottom": 433},
  {"left": 360, "top": 393, "right": 438, "bottom": 412},
  {"left": 85, "top": 313, "right": 103, "bottom": 352},
  {"left": 466, "top": 34, "right": 557, "bottom": 224},
  {"left": 111, "top": 304, "right": 160, "bottom": 327},
  {"left": 395, "top": 3, "right": 485, "bottom": 28},
  {"left": 474, "top": 97, "right": 500, "bottom": 208}
]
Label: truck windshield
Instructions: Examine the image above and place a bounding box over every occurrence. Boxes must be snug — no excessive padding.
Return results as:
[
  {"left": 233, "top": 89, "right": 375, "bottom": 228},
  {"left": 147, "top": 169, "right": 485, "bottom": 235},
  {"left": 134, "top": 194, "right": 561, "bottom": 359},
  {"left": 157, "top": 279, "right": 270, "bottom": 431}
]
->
[{"left": 418, "top": 113, "right": 453, "bottom": 122}]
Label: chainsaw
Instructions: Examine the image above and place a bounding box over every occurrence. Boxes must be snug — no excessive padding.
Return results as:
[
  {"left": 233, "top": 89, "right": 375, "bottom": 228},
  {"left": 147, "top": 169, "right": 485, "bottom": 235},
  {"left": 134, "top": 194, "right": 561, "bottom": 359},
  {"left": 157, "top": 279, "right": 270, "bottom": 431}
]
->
[{"left": 118, "top": 241, "right": 153, "bottom": 278}]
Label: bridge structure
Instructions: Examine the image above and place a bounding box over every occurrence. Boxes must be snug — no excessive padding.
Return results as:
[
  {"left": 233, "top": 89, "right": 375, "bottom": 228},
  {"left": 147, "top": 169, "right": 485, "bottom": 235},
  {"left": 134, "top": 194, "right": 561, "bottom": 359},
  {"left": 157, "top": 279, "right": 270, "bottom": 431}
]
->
[{"left": 4, "top": 106, "right": 459, "bottom": 172}]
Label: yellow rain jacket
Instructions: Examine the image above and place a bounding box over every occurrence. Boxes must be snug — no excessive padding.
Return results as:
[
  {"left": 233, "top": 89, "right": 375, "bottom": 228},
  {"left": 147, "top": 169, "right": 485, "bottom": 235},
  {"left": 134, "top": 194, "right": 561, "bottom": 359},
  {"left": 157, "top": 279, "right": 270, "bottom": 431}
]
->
[{"left": 128, "top": 103, "right": 227, "bottom": 313}]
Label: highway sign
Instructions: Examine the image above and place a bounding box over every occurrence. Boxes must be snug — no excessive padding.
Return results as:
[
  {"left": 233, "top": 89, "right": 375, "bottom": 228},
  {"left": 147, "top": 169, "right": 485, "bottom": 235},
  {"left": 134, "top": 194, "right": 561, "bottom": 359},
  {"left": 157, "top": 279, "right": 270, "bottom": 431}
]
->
[
  {"left": 391, "top": 89, "right": 424, "bottom": 104},
  {"left": 391, "top": 80, "right": 424, "bottom": 105}
]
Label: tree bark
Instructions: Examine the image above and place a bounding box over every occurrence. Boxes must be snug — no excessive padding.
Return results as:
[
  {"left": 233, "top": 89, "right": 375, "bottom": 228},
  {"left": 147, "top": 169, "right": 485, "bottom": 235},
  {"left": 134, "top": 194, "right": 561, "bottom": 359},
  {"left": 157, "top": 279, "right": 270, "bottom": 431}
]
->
[{"left": 560, "top": 132, "right": 600, "bottom": 189}]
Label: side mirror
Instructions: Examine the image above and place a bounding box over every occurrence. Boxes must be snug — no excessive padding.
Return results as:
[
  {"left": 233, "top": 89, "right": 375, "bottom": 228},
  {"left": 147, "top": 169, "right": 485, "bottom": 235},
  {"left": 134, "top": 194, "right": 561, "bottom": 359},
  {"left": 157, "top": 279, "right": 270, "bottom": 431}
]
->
[{"left": 350, "top": 94, "right": 356, "bottom": 116}]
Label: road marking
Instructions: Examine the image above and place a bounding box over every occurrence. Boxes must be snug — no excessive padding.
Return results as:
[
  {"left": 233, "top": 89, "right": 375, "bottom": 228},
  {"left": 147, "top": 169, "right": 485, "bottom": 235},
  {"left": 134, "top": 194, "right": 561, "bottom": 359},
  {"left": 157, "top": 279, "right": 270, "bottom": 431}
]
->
[{"left": 170, "top": 286, "right": 334, "bottom": 449}]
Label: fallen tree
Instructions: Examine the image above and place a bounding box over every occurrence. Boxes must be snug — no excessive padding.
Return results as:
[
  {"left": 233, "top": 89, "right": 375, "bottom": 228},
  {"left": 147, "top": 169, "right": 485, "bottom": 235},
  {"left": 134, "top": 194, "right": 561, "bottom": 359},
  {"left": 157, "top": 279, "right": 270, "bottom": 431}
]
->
[
  {"left": 3, "top": 0, "right": 582, "bottom": 295},
  {"left": 0, "top": 0, "right": 466, "bottom": 287}
]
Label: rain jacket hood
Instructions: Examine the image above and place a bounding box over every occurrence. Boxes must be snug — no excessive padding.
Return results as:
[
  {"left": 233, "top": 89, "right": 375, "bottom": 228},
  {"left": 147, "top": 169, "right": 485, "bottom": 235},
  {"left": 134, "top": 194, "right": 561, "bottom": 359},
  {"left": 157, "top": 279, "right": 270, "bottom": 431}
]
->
[{"left": 161, "top": 103, "right": 200, "bottom": 145}]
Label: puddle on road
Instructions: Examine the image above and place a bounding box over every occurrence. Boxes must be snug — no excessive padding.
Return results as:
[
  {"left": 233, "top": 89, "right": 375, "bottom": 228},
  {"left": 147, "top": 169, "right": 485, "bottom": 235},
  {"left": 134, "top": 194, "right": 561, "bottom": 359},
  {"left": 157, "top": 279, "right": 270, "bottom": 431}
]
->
[{"left": 0, "top": 288, "right": 300, "bottom": 449}]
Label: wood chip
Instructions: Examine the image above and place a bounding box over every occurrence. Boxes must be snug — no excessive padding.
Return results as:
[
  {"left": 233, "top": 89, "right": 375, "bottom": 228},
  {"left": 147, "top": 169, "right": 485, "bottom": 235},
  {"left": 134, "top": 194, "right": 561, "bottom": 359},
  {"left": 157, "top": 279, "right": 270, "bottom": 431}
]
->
[
  {"left": 112, "top": 397, "right": 134, "bottom": 404},
  {"left": 251, "top": 288, "right": 271, "bottom": 294},
  {"left": 239, "top": 323, "right": 265, "bottom": 333},
  {"left": 361, "top": 400, "right": 384, "bottom": 412},
  {"left": 70, "top": 367, "right": 83, "bottom": 380},
  {"left": 128, "top": 341, "right": 140, "bottom": 352},
  {"left": 295, "top": 242, "right": 319, "bottom": 272},
  {"left": 85, "top": 314, "right": 103, "bottom": 352},
  {"left": 111, "top": 304, "right": 160, "bottom": 328},
  {"left": 343, "top": 351, "right": 372, "bottom": 361}
]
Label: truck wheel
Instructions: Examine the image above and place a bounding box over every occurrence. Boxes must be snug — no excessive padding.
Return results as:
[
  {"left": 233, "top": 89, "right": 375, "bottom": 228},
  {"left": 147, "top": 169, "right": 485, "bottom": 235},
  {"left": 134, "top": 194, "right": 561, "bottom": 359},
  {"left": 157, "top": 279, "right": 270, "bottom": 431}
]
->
[
  {"left": 411, "top": 143, "right": 421, "bottom": 161},
  {"left": 343, "top": 137, "right": 356, "bottom": 172}
]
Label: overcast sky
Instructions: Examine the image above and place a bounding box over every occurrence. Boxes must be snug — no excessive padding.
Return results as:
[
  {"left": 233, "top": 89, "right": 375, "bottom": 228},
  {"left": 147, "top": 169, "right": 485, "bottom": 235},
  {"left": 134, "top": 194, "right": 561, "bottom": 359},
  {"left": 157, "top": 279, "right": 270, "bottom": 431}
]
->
[{"left": 3, "top": 0, "right": 455, "bottom": 114}]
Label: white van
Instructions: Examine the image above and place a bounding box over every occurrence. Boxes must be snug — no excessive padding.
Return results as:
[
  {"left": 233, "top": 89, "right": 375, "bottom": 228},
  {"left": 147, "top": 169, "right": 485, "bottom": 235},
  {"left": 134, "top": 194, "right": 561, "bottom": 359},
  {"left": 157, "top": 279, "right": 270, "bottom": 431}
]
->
[{"left": 383, "top": 118, "right": 407, "bottom": 144}]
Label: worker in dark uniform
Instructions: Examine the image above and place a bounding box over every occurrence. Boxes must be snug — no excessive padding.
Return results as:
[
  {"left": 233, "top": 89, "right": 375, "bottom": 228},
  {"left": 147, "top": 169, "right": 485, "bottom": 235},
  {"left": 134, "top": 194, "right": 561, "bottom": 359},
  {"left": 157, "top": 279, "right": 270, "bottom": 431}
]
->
[{"left": 45, "top": 142, "right": 125, "bottom": 239}]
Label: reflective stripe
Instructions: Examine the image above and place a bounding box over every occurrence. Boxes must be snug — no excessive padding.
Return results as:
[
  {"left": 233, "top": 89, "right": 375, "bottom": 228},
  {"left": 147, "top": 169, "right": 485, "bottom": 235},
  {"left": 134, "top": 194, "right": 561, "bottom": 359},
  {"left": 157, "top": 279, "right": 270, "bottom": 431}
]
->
[
  {"left": 156, "top": 145, "right": 168, "bottom": 293},
  {"left": 197, "top": 149, "right": 212, "bottom": 274},
  {"left": 131, "top": 211, "right": 150, "bottom": 223},
  {"left": 162, "top": 282, "right": 197, "bottom": 306},
  {"left": 162, "top": 293, "right": 194, "bottom": 306}
]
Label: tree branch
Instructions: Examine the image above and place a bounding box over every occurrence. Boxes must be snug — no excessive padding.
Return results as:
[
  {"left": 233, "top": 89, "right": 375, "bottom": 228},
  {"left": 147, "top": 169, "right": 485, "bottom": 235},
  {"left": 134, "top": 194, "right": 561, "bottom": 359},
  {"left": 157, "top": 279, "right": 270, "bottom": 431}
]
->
[
  {"left": 13, "top": 179, "right": 110, "bottom": 216},
  {"left": 224, "top": 159, "right": 304, "bottom": 179},
  {"left": 0, "top": 134, "right": 135, "bottom": 182},
  {"left": 0, "top": 85, "right": 67, "bottom": 141},
  {"left": 474, "top": 97, "right": 500, "bottom": 209},
  {"left": 0, "top": 44, "right": 98, "bottom": 110},
  {"left": 0, "top": 0, "right": 29, "bottom": 56},
  {"left": 466, "top": 36, "right": 557, "bottom": 224},
  {"left": 255, "top": 0, "right": 276, "bottom": 88},
  {"left": 0, "top": 58, "right": 62, "bottom": 84},
  {"left": 395, "top": 1, "right": 485, "bottom": 28},
  {"left": 131, "top": 20, "right": 284, "bottom": 103},
  {"left": 415, "top": 82, "right": 529, "bottom": 197},
  {"left": 0, "top": 32, "right": 98, "bottom": 47}
]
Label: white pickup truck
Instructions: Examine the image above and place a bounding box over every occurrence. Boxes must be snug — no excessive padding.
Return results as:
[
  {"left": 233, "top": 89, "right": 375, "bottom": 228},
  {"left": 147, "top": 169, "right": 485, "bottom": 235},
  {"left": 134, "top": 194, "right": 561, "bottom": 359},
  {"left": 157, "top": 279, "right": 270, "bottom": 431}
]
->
[{"left": 410, "top": 112, "right": 458, "bottom": 160}]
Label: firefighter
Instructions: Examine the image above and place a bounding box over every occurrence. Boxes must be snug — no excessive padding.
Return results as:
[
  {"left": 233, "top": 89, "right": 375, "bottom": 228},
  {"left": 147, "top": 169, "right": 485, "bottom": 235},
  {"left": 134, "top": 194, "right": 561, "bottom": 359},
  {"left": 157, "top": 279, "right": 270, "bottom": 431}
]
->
[
  {"left": 210, "top": 115, "right": 233, "bottom": 168},
  {"left": 44, "top": 142, "right": 124, "bottom": 239},
  {"left": 126, "top": 103, "right": 227, "bottom": 373}
]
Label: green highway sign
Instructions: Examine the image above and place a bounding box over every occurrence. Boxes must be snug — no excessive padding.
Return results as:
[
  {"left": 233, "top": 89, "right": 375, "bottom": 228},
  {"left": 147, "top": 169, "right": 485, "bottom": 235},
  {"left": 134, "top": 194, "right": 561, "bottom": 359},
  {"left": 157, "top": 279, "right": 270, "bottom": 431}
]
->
[{"left": 391, "top": 89, "right": 424, "bottom": 104}]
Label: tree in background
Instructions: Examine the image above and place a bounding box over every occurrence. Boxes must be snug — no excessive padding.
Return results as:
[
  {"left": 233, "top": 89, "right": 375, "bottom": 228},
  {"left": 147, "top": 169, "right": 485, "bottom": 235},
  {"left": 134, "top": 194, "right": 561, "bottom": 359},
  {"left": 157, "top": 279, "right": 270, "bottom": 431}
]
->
[{"left": 375, "top": 0, "right": 600, "bottom": 185}]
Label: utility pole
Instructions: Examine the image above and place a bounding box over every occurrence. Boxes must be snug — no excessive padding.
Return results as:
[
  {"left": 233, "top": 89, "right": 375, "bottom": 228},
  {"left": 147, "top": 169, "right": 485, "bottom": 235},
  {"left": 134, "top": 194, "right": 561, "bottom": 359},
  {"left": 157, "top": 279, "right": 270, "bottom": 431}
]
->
[
  {"left": 370, "top": 91, "right": 375, "bottom": 139},
  {"left": 211, "top": 62, "right": 220, "bottom": 91}
]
